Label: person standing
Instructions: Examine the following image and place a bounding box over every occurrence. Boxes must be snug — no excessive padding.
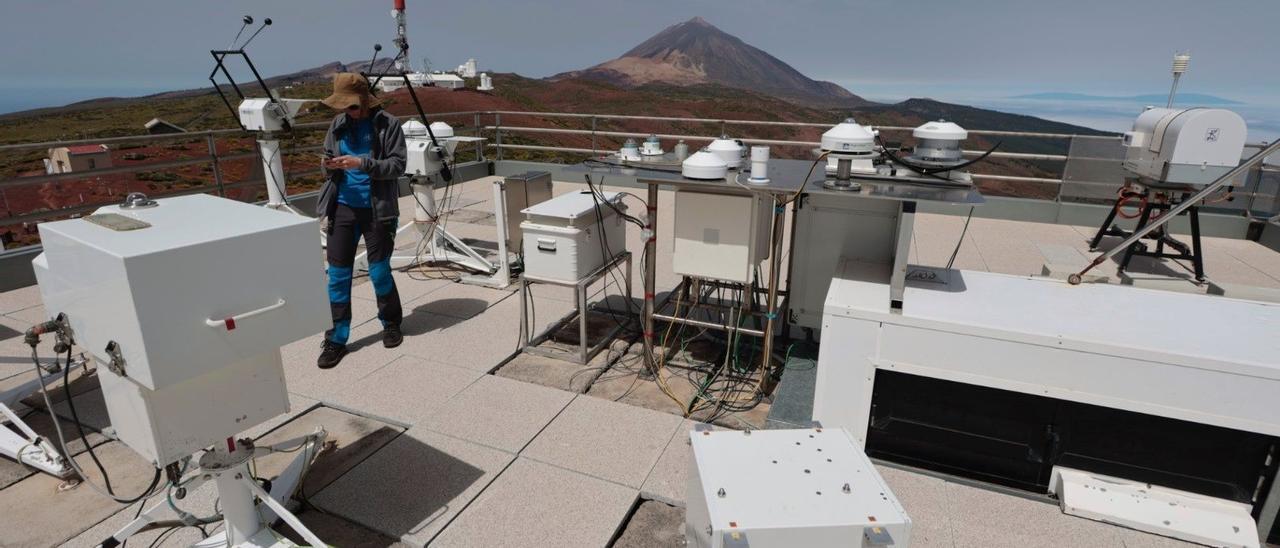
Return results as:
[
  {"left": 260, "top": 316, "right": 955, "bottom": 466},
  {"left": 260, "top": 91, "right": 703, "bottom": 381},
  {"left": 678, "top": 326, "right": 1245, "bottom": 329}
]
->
[{"left": 315, "top": 73, "right": 406, "bottom": 369}]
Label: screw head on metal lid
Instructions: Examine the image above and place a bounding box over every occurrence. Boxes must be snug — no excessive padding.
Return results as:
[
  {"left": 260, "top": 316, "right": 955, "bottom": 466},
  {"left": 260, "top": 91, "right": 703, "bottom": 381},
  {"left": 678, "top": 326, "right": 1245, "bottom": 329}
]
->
[{"left": 120, "top": 192, "right": 158, "bottom": 209}]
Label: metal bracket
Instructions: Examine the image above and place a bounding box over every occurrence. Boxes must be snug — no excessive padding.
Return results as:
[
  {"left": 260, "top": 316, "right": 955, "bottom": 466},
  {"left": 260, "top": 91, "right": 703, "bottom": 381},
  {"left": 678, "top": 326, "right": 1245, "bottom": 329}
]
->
[
  {"left": 864, "top": 526, "right": 895, "bottom": 546},
  {"left": 104, "top": 341, "right": 126, "bottom": 377},
  {"left": 722, "top": 530, "right": 750, "bottom": 547}
]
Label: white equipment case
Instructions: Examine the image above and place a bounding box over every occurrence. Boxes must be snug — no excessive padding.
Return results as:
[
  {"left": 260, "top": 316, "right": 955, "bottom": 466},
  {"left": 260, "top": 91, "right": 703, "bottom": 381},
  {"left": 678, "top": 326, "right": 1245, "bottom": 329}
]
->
[
  {"left": 672, "top": 190, "right": 772, "bottom": 284},
  {"left": 32, "top": 194, "right": 329, "bottom": 465},
  {"left": 520, "top": 190, "right": 626, "bottom": 283},
  {"left": 687, "top": 427, "right": 911, "bottom": 547}
]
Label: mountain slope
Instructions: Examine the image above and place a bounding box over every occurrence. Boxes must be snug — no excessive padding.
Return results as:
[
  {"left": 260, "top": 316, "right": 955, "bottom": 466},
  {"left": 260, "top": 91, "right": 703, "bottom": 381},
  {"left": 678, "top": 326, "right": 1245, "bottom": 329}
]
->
[{"left": 552, "top": 17, "right": 867, "bottom": 107}]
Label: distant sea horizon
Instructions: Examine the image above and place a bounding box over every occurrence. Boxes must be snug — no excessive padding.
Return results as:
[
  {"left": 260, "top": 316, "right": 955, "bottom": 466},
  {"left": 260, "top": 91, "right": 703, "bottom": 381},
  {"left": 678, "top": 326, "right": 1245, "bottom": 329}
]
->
[
  {"left": 0, "top": 84, "right": 180, "bottom": 116},
  {"left": 858, "top": 89, "right": 1279, "bottom": 143}
]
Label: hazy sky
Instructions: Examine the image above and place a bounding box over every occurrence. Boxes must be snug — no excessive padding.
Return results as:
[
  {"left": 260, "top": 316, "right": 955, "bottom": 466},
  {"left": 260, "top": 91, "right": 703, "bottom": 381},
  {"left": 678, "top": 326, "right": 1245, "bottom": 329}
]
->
[{"left": 1, "top": 0, "right": 1277, "bottom": 112}]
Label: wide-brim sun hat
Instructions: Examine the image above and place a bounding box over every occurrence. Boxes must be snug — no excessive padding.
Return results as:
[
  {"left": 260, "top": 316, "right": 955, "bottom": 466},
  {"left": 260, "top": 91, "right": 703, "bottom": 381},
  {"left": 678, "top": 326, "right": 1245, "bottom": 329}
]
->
[{"left": 321, "top": 72, "right": 383, "bottom": 110}]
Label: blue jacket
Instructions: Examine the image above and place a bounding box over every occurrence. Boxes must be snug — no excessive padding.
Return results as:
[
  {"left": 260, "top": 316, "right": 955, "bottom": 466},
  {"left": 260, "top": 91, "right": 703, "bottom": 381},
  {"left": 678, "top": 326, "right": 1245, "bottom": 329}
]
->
[{"left": 316, "top": 108, "right": 407, "bottom": 222}]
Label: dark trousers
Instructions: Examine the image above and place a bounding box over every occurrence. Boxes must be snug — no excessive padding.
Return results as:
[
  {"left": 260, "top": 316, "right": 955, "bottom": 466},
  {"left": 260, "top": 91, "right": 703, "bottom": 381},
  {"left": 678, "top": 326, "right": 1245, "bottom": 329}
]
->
[{"left": 325, "top": 204, "right": 402, "bottom": 345}]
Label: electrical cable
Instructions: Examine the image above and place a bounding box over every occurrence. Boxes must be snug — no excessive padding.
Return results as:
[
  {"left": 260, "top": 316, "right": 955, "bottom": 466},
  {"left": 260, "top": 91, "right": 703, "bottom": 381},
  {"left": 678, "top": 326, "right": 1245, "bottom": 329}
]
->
[
  {"left": 945, "top": 207, "right": 976, "bottom": 271},
  {"left": 783, "top": 151, "right": 828, "bottom": 205},
  {"left": 877, "top": 135, "right": 1001, "bottom": 180},
  {"left": 29, "top": 345, "right": 165, "bottom": 504},
  {"left": 62, "top": 349, "right": 112, "bottom": 493},
  {"left": 583, "top": 158, "right": 683, "bottom": 175}
]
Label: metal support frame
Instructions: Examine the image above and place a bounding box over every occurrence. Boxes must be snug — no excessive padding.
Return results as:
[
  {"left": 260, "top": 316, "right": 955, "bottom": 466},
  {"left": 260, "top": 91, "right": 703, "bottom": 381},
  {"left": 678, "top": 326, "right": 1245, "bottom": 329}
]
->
[
  {"left": 759, "top": 196, "right": 787, "bottom": 385},
  {"left": 358, "top": 176, "right": 513, "bottom": 288},
  {"left": 1089, "top": 189, "right": 1205, "bottom": 281},
  {"left": 890, "top": 201, "right": 917, "bottom": 309},
  {"left": 104, "top": 432, "right": 328, "bottom": 548},
  {"left": 0, "top": 399, "right": 73, "bottom": 479},
  {"left": 208, "top": 49, "right": 291, "bottom": 133},
  {"left": 630, "top": 180, "right": 793, "bottom": 382},
  {"left": 0, "top": 357, "right": 78, "bottom": 479},
  {"left": 520, "top": 252, "right": 632, "bottom": 365},
  {"left": 1074, "top": 138, "right": 1280, "bottom": 283},
  {"left": 257, "top": 135, "right": 304, "bottom": 215},
  {"left": 643, "top": 184, "right": 658, "bottom": 372}
]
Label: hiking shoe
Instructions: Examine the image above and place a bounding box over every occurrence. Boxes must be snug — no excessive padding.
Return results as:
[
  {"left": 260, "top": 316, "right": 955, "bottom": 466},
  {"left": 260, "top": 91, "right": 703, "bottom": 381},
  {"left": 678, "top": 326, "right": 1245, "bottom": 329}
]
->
[
  {"left": 317, "top": 340, "right": 348, "bottom": 369},
  {"left": 383, "top": 324, "right": 403, "bottom": 349}
]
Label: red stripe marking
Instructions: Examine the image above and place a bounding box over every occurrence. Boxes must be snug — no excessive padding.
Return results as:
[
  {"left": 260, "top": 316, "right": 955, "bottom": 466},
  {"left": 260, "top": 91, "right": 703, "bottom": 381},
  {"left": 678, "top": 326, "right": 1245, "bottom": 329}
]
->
[
  {"left": 224, "top": 318, "right": 236, "bottom": 330},
  {"left": 226, "top": 437, "right": 235, "bottom": 452}
]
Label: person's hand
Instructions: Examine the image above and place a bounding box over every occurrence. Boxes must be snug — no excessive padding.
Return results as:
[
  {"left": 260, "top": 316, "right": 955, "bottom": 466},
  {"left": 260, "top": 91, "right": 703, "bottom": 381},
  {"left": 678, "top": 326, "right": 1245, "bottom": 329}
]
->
[{"left": 324, "top": 155, "right": 363, "bottom": 170}]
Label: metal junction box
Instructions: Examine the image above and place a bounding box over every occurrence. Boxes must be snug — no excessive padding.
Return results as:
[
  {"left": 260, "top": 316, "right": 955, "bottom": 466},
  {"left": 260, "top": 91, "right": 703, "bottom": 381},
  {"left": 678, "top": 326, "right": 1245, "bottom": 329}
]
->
[
  {"left": 673, "top": 190, "right": 771, "bottom": 283},
  {"left": 521, "top": 190, "right": 626, "bottom": 283},
  {"left": 687, "top": 428, "right": 911, "bottom": 548},
  {"left": 32, "top": 194, "right": 329, "bottom": 465}
]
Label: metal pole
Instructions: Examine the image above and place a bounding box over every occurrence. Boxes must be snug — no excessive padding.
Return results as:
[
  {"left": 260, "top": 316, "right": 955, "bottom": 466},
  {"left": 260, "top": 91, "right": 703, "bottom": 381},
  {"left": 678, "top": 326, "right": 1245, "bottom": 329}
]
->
[
  {"left": 760, "top": 196, "right": 786, "bottom": 383},
  {"left": 1072, "top": 138, "right": 1280, "bottom": 284},
  {"left": 474, "top": 113, "right": 483, "bottom": 161},
  {"left": 591, "top": 116, "right": 597, "bottom": 156},
  {"left": 207, "top": 134, "right": 225, "bottom": 197},
  {"left": 652, "top": 313, "right": 766, "bottom": 338},
  {"left": 1057, "top": 136, "right": 1075, "bottom": 203},
  {"left": 643, "top": 183, "right": 658, "bottom": 374},
  {"left": 495, "top": 113, "right": 503, "bottom": 162}
]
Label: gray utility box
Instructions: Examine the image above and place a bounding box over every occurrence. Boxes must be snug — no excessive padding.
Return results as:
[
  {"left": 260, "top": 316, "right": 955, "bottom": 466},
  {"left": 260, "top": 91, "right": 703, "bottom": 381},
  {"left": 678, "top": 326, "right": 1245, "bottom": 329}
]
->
[
  {"left": 502, "top": 171, "right": 554, "bottom": 250},
  {"left": 520, "top": 190, "right": 626, "bottom": 283}
]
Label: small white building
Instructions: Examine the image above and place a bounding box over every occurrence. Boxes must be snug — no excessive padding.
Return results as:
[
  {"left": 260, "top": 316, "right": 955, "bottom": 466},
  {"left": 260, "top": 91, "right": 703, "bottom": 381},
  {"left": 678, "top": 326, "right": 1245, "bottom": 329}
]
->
[
  {"left": 429, "top": 72, "right": 465, "bottom": 89},
  {"left": 374, "top": 72, "right": 432, "bottom": 93},
  {"left": 456, "top": 58, "right": 478, "bottom": 78},
  {"left": 478, "top": 73, "right": 494, "bottom": 91}
]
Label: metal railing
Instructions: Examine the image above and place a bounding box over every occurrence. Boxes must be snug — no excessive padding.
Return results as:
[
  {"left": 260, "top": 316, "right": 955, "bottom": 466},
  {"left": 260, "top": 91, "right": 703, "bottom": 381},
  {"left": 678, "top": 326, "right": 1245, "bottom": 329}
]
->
[
  {"left": 0, "top": 110, "right": 484, "bottom": 248},
  {"left": 473, "top": 110, "right": 1276, "bottom": 216},
  {"left": 1, "top": 109, "right": 1276, "bottom": 250}
]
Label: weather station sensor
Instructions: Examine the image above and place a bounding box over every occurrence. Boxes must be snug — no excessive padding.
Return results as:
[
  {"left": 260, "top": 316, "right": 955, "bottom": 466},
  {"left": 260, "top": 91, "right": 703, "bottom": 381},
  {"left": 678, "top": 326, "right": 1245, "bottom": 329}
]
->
[
  {"left": 820, "top": 118, "right": 878, "bottom": 190},
  {"left": 619, "top": 138, "right": 643, "bottom": 162},
  {"left": 1121, "top": 107, "right": 1247, "bottom": 186},
  {"left": 682, "top": 149, "right": 730, "bottom": 180},
  {"left": 29, "top": 192, "right": 333, "bottom": 547},
  {"left": 746, "top": 145, "right": 771, "bottom": 185},
  {"left": 1085, "top": 52, "right": 1251, "bottom": 282},
  {"left": 641, "top": 134, "right": 665, "bottom": 156},
  {"left": 707, "top": 136, "right": 746, "bottom": 169},
  {"left": 366, "top": 119, "right": 509, "bottom": 286},
  {"left": 209, "top": 15, "right": 313, "bottom": 216}
]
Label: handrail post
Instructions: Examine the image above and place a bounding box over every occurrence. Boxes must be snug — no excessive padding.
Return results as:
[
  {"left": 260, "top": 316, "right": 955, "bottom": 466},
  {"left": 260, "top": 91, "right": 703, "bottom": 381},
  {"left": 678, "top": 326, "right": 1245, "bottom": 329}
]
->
[
  {"left": 1056, "top": 135, "right": 1074, "bottom": 203},
  {"left": 474, "top": 112, "right": 484, "bottom": 161},
  {"left": 591, "top": 116, "right": 597, "bottom": 156},
  {"left": 206, "top": 133, "right": 226, "bottom": 197},
  {"left": 495, "top": 113, "right": 503, "bottom": 162}
]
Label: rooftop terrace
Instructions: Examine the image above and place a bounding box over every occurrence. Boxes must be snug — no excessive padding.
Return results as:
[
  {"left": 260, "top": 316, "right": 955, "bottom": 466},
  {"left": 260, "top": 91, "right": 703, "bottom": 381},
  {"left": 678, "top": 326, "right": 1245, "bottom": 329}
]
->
[{"left": 4, "top": 169, "right": 1279, "bottom": 547}]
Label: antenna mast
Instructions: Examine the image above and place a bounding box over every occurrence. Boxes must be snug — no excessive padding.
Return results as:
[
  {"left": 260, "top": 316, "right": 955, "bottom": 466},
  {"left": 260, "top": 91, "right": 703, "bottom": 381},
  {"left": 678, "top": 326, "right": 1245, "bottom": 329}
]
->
[{"left": 392, "top": 0, "right": 409, "bottom": 72}]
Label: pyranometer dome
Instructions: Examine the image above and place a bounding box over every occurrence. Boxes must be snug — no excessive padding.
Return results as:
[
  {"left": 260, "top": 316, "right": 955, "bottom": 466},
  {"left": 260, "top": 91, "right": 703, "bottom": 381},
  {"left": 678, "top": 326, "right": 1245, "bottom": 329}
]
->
[{"left": 821, "top": 118, "right": 876, "bottom": 154}]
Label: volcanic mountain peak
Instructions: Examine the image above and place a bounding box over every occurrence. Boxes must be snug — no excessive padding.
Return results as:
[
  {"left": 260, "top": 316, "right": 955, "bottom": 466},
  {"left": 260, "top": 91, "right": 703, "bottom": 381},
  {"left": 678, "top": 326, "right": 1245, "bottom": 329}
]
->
[{"left": 553, "top": 17, "right": 867, "bottom": 107}]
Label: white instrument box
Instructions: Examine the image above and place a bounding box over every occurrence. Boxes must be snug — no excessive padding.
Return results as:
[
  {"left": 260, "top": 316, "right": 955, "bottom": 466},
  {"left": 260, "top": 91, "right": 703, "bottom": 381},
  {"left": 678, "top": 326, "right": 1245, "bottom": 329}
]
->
[
  {"left": 520, "top": 191, "right": 626, "bottom": 283},
  {"left": 686, "top": 427, "right": 911, "bottom": 547},
  {"left": 33, "top": 194, "right": 329, "bottom": 464}
]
